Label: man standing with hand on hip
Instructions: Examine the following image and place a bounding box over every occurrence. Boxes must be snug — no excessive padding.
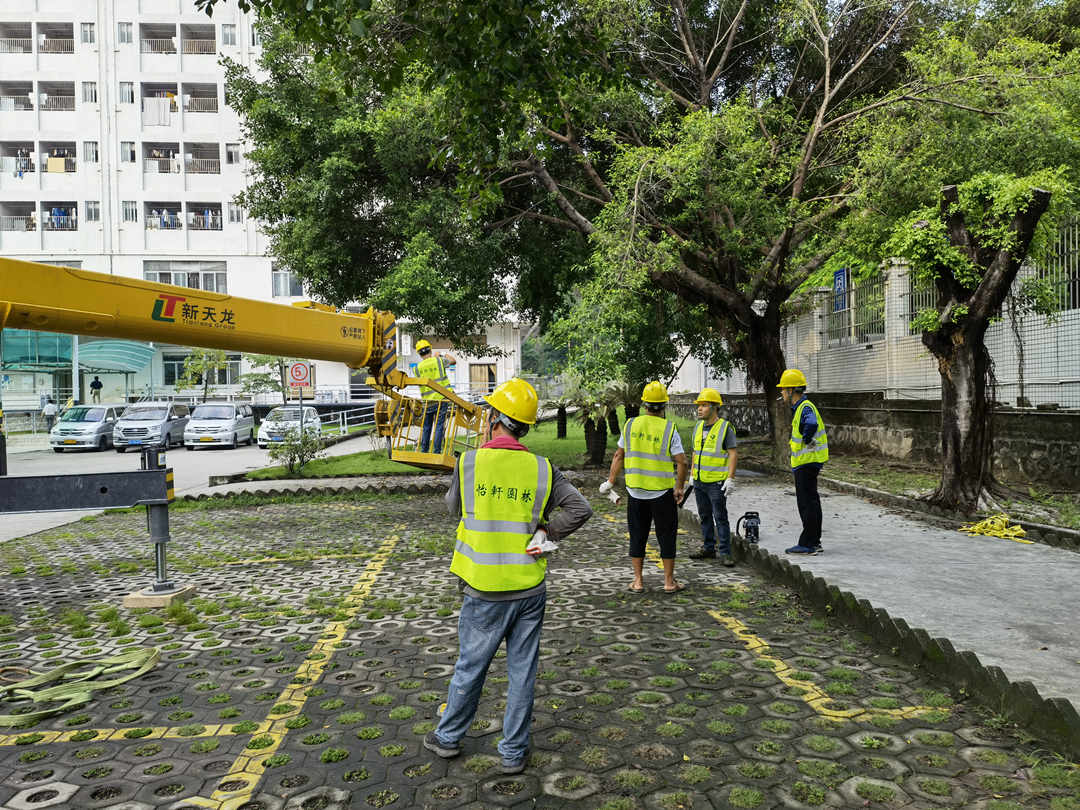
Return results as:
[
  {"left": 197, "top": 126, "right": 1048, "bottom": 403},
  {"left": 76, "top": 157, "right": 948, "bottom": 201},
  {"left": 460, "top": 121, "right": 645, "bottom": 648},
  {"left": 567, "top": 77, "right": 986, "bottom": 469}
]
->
[
  {"left": 425, "top": 378, "right": 592, "bottom": 775},
  {"left": 688, "top": 388, "right": 738, "bottom": 567}
]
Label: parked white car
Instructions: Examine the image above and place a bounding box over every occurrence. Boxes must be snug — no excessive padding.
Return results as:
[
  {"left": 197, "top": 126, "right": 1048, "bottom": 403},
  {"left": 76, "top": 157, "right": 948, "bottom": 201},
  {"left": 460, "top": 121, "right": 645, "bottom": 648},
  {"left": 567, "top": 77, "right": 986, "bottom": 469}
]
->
[
  {"left": 50, "top": 405, "right": 123, "bottom": 452},
  {"left": 257, "top": 406, "right": 321, "bottom": 449},
  {"left": 113, "top": 401, "right": 189, "bottom": 451},
  {"left": 184, "top": 403, "right": 255, "bottom": 450}
]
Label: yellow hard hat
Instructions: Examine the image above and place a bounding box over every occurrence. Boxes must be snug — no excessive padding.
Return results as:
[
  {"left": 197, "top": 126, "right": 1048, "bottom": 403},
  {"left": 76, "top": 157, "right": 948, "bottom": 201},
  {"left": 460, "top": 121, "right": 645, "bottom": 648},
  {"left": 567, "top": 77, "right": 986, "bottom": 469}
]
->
[
  {"left": 415, "top": 339, "right": 432, "bottom": 352},
  {"left": 695, "top": 388, "right": 723, "bottom": 406},
  {"left": 641, "top": 381, "right": 669, "bottom": 404},
  {"left": 777, "top": 368, "right": 808, "bottom": 388},
  {"left": 485, "top": 378, "right": 538, "bottom": 425}
]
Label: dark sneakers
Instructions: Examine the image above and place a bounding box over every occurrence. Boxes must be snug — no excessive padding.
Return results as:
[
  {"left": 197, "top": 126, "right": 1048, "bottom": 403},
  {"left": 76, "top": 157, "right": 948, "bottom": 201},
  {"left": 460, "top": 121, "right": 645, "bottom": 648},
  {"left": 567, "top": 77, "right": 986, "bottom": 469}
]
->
[
  {"left": 423, "top": 731, "right": 461, "bottom": 758},
  {"left": 501, "top": 758, "right": 527, "bottom": 774},
  {"left": 689, "top": 548, "right": 716, "bottom": 559},
  {"left": 785, "top": 545, "right": 824, "bottom": 555},
  {"left": 719, "top": 554, "right": 735, "bottom": 567}
]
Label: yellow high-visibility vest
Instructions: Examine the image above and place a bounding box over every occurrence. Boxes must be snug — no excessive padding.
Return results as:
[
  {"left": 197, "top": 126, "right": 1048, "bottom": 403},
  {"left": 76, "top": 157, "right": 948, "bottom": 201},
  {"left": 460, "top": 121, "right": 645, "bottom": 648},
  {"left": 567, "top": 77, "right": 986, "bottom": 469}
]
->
[
  {"left": 417, "top": 355, "right": 451, "bottom": 401},
  {"left": 790, "top": 400, "right": 829, "bottom": 468},
  {"left": 623, "top": 415, "right": 676, "bottom": 491},
  {"left": 451, "top": 448, "right": 553, "bottom": 591},
  {"left": 691, "top": 418, "right": 731, "bottom": 483}
]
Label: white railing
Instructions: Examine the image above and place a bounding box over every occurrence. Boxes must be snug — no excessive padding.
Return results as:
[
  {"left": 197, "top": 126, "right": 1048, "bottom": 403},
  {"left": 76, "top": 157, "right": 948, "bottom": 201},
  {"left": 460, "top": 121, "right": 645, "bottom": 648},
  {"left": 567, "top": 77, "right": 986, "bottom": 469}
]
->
[
  {"left": 318, "top": 404, "right": 377, "bottom": 436},
  {"left": 182, "top": 39, "right": 215, "bottom": 54},
  {"left": 143, "top": 157, "right": 179, "bottom": 173},
  {"left": 40, "top": 96, "right": 75, "bottom": 111},
  {"left": 0, "top": 96, "right": 33, "bottom": 111},
  {"left": 185, "top": 157, "right": 220, "bottom": 174},
  {"left": 43, "top": 216, "right": 77, "bottom": 231},
  {"left": 184, "top": 96, "right": 218, "bottom": 112},
  {"left": 141, "top": 38, "right": 177, "bottom": 54},
  {"left": 0, "top": 215, "right": 35, "bottom": 231},
  {"left": 0, "top": 156, "right": 35, "bottom": 173},
  {"left": 0, "top": 38, "right": 33, "bottom": 53},
  {"left": 189, "top": 213, "right": 222, "bottom": 230},
  {"left": 39, "top": 38, "right": 74, "bottom": 54},
  {"left": 146, "top": 213, "right": 183, "bottom": 230}
]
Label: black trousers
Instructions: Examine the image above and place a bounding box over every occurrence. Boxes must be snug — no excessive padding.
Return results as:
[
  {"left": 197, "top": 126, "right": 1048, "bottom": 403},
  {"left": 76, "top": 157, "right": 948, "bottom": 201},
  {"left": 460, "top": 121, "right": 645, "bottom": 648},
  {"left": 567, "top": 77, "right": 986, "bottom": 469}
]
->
[
  {"left": 793, "top": 463, "right": 823, "bottom": 548},
  {"left": 628, "top": 491, "right": 678, "bottom": 559}
]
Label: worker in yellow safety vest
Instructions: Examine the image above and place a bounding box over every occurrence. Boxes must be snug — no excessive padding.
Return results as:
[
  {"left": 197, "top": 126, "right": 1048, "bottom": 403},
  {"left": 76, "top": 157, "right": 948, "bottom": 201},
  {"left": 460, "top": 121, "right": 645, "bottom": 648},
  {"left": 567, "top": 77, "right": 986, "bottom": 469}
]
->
[
  {"left": 601, "top": 381, "right": 688, "bottom": 593},
  {"left": 688, "top": 388, "right": 739, "bottom": 567},
  {"left": 777, "top": 368, "right": 828, "bottom": 554},
  {"left": 415, "top": 338, "right": 457, "bottom": 453},
  {"left": 424, "top": 378, "right": 592, "bottom": 774}
]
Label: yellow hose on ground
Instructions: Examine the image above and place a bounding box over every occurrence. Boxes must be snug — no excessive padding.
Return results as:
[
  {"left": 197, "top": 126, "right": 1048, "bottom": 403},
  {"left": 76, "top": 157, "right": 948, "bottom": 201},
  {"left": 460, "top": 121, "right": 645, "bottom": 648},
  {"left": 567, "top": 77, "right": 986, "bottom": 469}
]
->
[{"left": 959, "top": 514, "right": 1032, "bottom": 544}]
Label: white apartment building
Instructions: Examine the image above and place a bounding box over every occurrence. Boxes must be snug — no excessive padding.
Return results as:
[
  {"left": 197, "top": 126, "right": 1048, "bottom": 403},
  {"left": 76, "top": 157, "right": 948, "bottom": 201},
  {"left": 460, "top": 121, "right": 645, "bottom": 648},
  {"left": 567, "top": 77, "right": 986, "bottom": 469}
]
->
[{"left": 0, "top": 0, "right": 522, "bottom": 411}]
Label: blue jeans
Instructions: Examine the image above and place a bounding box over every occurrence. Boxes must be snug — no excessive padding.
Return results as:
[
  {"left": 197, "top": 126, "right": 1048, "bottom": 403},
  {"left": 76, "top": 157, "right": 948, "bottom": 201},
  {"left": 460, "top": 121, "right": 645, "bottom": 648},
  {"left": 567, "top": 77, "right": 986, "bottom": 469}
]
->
[
  {"left": 434, "top": 591, "right": 546, "bottom": 763},
  {"left": 420, "top": 401, "right": 451, "bottom": 453},
  {"left": 694, "top": 480, "right": 731, "bottom": 554}
]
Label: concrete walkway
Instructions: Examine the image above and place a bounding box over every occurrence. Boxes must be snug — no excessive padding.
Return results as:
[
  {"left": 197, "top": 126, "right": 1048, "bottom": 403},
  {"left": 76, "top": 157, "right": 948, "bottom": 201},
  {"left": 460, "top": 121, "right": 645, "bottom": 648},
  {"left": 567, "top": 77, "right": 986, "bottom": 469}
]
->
[{"left": 683, "top": 475, "right": 1080, "bottom": 709}]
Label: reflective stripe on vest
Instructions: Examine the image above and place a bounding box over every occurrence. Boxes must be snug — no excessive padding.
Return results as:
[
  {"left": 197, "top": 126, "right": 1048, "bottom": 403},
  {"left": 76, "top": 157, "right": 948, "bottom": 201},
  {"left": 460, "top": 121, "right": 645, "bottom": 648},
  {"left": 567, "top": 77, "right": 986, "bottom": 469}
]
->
[
  {"left": 623, "top": 415, "right": 676, "bottom": 491},
  {"left": 417, "top": 356, "right": 450, "bottom": 400},
  {"left": 789, "top": 400, "right": 829, "bottom": 468},
  {"left": 451, "top": 448, "right": 553, "bottom": 591},
  {"left": 692, "top": 418, "right": 730, "bottom": 483}
]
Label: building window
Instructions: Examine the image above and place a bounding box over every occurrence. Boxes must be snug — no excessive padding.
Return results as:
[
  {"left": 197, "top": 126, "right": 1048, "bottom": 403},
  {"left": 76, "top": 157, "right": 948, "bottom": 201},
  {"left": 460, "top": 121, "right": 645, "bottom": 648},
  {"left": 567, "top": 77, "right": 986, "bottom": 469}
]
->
[
  {"left": 144, "top": 261, "right": 228, "bottom": 294},
  {"left": 251, "top": 25, "right": 261, "bottom": 46},
  {"left": 122, "top": 201, "right": 138, "bottom": 222},
  {"left": 80, "top": 23, "right": 95, "bottom": 44},
  {"left": 85, "top": 201, "right": 100, "bottom": 222},
  {"left": 119, "top": 82, "right": 134, "bottom": 103},
  {"left": 272, "top": 264, "right": 304, "bottom": 297},
  {"left": 83, "top": 141, "right": 99, "bottom": 162},
  {"left": 164, "top": 353, "right": 241, "bottom": 386},
  {"left": 227, "top": 203, "right": 243, "bottom": 224},
  {"left": 225, "top": 143, "right": 241, "bottom": 165},
  {"left": 82, "top": 82, "right": 97, "bottom": 103},
  {"left": 118, "top": 22, "right": 133, "bottom": 44},
  {"left": 120, "top": 141, "right": 136, "bottom": 162},
  {"left": 221, "top": 24, "right": 236, "bottom": 46}
]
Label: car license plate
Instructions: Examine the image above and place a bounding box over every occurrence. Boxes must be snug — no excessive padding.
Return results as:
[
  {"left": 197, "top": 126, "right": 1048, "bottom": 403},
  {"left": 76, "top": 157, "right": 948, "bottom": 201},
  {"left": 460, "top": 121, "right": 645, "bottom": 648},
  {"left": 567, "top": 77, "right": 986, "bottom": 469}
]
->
[
  {"left": 63, "top": 439, "right": 77, "bottom": 444},
  {"left": 130, "top": 439, "right": 142, "bottom": 445},
  {"left": 271, "top": 435, "right": 282, "bottom": 441},
  {"left": 200, "top": 437, "right": 214, "bottom": 442}
]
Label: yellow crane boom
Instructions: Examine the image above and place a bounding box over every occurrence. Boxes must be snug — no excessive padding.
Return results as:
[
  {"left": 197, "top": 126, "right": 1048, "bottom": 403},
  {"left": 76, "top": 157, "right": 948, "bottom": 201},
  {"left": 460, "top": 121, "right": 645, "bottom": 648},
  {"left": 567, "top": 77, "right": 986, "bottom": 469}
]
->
[{"left": 0, "top": 257, "right": 482, "bottom": 470}]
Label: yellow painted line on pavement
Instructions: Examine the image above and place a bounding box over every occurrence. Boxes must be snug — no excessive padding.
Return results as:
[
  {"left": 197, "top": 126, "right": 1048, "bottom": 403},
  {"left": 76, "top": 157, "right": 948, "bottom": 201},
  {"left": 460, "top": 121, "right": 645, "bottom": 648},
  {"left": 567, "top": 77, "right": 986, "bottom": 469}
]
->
[
  {"left": 0, "top": 722, "right": 263, "bottom": 748},
  {"left": 182, "top": 534, "right": 399, "bottom": 810},
  {"left": 223, "top": 552, "right": 371, "bottom": 566}
]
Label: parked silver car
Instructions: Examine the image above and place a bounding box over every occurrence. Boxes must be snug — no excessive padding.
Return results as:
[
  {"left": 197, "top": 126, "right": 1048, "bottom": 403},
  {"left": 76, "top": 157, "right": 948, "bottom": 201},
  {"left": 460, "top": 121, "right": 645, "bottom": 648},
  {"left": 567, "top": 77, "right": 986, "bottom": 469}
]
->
[
  {"left": 257, "top": 405, "right": 321, "bottom": 449},
  {"left": 184, "top": 403, "right": 255, "bottom": 450},
  {"left": 113, "top": 401, "right": 189, "bottom": 452},
  {"left": 50, "top": 405, "right": 123, "bottom": 452}
]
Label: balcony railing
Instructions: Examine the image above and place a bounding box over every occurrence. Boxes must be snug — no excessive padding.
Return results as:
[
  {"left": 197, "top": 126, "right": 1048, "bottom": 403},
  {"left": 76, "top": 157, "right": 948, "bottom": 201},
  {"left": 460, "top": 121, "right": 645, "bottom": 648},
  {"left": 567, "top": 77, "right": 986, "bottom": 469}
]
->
[
  {"left": 43, "top": 216, "right": 77, "bottom": 231},
  {"left": 184, "top": 97, "right": 218, "bottom": 113},
  {"left": 0, "top": 38, "right": 33, "bottom": 53},
  {"left": 141, "top": 38, "right": 177, "bottom": 54},
  {"left": 143, "top": 157, "right": 180, "bottom": 173},
  {"left": 185, "top": 157, "right": 220, "bottom": 174},
  {"left": 0, "top": 156, "right": 35, "bottom": 173},
  {"left": 40, "top": 96, "right": 75, "bottom": 111},
  {"left": 0, "top": 96, "right": 34, "bottom": 111},
  {"left": 39, "top": 38, "right": 74, "bottom": 54},
  {"left": 182, "top": 39, "right": 215, "bottom": 54},
  {"left": 146, "top": 213, "right": 183, "bottom": 230},
  {"left": 0, "top": 215, "right": 35, "bottom": 231},
  {"left": 141, "top": 97, "right": 178, "bottom": 113},
  {"left": 189, "top": 213, "right": 222, "bottom": 230}
]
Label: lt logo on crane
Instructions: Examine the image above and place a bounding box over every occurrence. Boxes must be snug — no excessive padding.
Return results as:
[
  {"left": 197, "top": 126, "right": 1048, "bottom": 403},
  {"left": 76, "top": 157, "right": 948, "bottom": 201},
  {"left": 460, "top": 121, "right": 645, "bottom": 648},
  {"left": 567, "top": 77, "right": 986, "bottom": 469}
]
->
[{"left": 150, "top": 293, "right": 186, "bottom": 323}]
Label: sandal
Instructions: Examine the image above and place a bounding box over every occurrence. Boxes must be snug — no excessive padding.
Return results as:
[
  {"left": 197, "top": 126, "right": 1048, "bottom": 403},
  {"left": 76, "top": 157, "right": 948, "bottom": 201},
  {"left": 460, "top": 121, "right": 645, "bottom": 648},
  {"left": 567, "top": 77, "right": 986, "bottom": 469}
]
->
[
  {"left": 627, "top": 583, "right": 644, "bottom": 593},
  {"left": 663, "top": 582, "right": 686, "bottom": 593}
]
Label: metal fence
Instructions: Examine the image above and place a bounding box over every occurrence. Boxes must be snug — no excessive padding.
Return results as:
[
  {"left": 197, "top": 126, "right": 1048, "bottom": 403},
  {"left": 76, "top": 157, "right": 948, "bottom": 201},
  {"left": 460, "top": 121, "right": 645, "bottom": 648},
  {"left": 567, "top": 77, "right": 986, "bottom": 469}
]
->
[
  {"left": 182, "top": 39, "right": 215, "bottom": 54},
  {"left": 141, "top": 38, "right": 177, "bottom": 54},
  {"left": 184, "top": 97, "right": 218, "bottom": 113},
  {"left": 40, "top": 96, "right": 75, "bottom": 111},
  {"left": 823, "top": 278, "right": 885, "bottom": 346},
  {"left": 39, "top": 39, "right": 74, "bottom": 54},
  {"left": 0, "top": 215, "right": 35, "bottom": 231},
  {"left": 0, "top": 96, "right": 33, "bottom": 111},
  {"left": 0, "top": 38, "right": 32, "bottom": 53},
  {"left": 185, "top": 158, "right": 220, "bottom": 174}
]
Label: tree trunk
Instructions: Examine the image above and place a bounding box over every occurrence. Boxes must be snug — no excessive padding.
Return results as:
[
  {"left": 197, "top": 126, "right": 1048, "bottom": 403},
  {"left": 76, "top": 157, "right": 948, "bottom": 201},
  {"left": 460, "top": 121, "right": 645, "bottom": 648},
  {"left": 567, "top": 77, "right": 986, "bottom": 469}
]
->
[
  {"left": 588, "top": 417, "right": 608, "bottom": 466},
  {"left": 747, "top": 326, "right": 789, "bottom": 467},
  {"left": 923, "top": 325, "right": 996, "bottom": 512},
  {"left": 278, "top": 361, "right": 288, "bottom": 405},
  {"left": 607, "top": 411, "right": 620, "bottom": 436},
  {"left": 624, "top": 403, "right": 640, "bottom": 420},
  {"left": 556, "top": 406, "right": 567, "bottom": 439},
  {"left": 583, "top": 416, "right": 596, "bottom": 463}
]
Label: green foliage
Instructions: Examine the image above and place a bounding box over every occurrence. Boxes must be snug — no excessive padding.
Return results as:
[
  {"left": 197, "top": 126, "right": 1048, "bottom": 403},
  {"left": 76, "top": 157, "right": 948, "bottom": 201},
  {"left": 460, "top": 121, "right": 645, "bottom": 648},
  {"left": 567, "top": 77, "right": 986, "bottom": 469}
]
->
[
  {"left": 240, "top": 354, "right": 299, "bottom": 405},
  {"left": 266, "top": 426, "right": 326, "bottom": 474},
  {"left": 174, "top": 349, "right": 229, "bottom": 402}
]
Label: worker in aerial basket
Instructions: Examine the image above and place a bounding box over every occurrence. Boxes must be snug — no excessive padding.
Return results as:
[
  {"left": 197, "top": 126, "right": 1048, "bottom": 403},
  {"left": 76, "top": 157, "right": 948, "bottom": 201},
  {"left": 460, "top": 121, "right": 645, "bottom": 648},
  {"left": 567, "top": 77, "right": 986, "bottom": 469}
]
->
[
  {"left": 416, "top": 338, "right": 457, "bottom": 453},
  {"left": 688, "top": 388, "right": 739, "bottom": 567},
  {"left": 424, "top": 377, "right": 592, "bottom": 775},
  {"left": 777, "top": 369, "right": 829, "bottom": 554}
]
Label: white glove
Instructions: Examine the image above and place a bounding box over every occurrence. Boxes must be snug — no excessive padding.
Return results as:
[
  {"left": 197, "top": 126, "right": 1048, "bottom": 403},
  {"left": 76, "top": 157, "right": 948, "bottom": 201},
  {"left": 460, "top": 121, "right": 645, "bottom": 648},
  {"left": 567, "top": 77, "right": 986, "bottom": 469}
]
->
[
  {"left": 526, "top": 528, "right": 559, "bottom": 557},
  {"left": 722, "top": 479, "right": 736, "bottom": 498},
  {"left": 599, "top": 481, "right": 613, "bottom": 494}
]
